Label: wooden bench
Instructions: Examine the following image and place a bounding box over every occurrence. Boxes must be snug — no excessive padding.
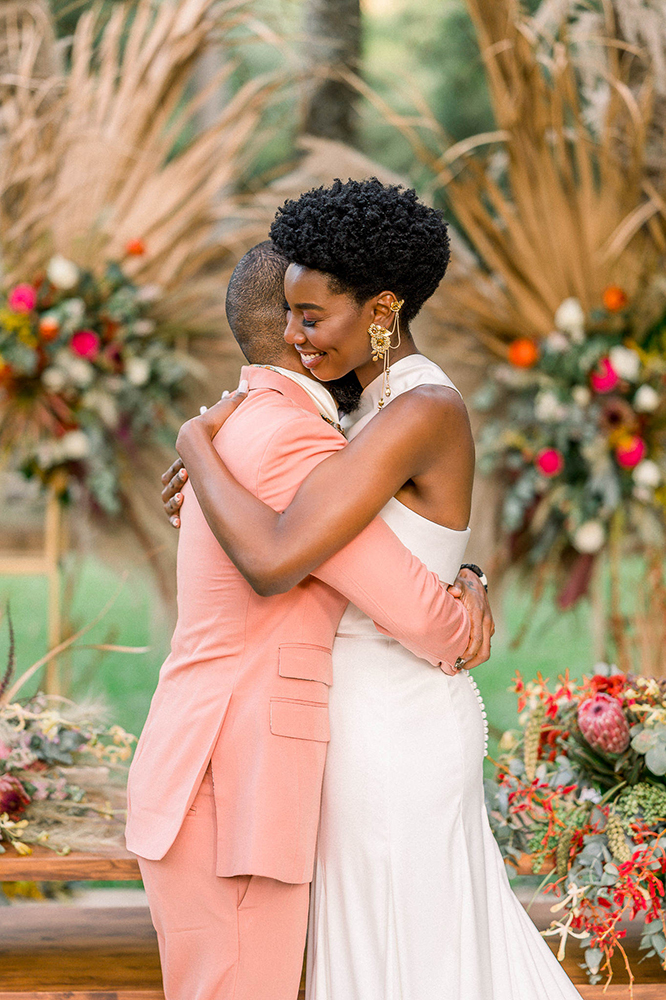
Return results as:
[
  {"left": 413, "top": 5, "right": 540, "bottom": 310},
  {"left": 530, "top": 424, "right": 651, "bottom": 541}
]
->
[{"left": 1, "top": 846, "right": 665, "bottom": 998}]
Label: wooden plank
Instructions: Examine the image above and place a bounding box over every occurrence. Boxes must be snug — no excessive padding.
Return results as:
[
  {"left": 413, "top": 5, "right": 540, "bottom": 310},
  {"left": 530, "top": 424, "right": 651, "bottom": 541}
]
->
[
  {"left": 0, "top": 845, "right": 141, "bottom": 881},
  {"left": 0, "top": 993, "right": 165, "bottom": 999}
]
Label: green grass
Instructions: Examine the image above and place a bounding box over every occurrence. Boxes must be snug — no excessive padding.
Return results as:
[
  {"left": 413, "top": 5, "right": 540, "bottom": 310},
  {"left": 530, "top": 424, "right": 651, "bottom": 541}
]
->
[
  {"left": 2, "top": 559, "right": 595, "bottom": 760},
  {"left": 1, "top": 558, "right": 170, "bottom": 741}
]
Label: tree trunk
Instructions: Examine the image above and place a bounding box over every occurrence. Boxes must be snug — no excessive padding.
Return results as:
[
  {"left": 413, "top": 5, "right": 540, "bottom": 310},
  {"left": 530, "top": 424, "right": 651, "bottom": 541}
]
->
[{"left": 303, "top": 0, "right": 362, "bottom": 143}]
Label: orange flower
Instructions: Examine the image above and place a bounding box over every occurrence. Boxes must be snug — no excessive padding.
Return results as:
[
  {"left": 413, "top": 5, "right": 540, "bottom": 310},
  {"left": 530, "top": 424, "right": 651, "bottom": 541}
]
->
[
  {"left": 508, "top": 338, "right": 539, "bottom": 368},
  {"left": 39, "top": 315, "right": 60, "bottom": 341},
  {"left": 126, "top": 238, "right": 146, "bottom": 256},
  {"left": 602, "top": 285, "right": 628, "bottom": 312}
]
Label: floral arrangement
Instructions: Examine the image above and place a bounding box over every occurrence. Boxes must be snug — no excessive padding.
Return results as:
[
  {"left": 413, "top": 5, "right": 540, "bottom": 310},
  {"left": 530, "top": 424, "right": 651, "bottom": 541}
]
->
[
  {"left": 487, "top": 665, "right": 666, "bottom": 987},
  {"left": 0, "top": 690, "right": 136, "bottom": 857},
  {"left": 0, "top": 247, "right": 190, "bottom": 513},
  {"left": 474, "top": 286, "right": 666, "bottom": 609}
]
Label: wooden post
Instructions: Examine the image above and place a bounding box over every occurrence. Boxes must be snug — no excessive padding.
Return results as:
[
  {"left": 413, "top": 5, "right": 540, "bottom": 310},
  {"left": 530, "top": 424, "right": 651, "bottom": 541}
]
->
[
  {"left": 44, "top": 486, "right": 62, "bottom": 694},
  {"left": 0, "top": 483, "right": 63, "bottom": 695}
]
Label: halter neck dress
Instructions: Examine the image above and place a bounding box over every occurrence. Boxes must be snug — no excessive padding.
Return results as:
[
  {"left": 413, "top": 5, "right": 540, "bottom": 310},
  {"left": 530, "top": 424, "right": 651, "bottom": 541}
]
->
[{"left": 306, "top": 355, "right": 582, "bottom": 1000}]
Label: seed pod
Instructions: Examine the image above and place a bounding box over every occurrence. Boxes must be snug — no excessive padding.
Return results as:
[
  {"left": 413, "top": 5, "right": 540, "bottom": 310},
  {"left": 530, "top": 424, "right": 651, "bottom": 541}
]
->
[{"left": 524, "top": 703, "right": 546, "bottom": 782}]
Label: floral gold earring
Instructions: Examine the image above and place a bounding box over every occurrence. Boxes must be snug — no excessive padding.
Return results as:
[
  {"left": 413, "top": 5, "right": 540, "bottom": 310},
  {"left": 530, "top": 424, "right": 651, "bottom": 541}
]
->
[{"left": 369, "top": 298, "right": 404, "bottom": 409}]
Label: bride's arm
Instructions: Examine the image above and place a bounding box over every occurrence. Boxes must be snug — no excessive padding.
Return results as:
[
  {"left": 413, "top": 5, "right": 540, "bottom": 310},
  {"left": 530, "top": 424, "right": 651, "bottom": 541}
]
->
[{"left": 176, "top": 384, "right": 472, "bottom": 596}]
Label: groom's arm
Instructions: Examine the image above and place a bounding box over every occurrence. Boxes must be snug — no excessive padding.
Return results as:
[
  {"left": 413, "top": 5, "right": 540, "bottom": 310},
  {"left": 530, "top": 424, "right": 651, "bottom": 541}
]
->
[{"left": 257, "top": 412, "right": 473, "bottom": 675}]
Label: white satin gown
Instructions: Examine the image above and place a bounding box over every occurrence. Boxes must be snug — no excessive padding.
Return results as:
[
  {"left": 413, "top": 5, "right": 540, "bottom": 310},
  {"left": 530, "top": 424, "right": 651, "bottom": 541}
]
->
[{"left": 306, "top": 355, "right": 582, "bottom": 999}]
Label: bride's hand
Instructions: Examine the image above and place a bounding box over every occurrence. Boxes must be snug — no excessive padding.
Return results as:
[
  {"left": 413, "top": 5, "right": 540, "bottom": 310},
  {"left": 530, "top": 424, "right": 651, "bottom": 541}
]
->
[
  {"left": 192, "top": 380, "right": 249, "bottom": 441},
  {"left": 176, "top": 381, "right": 248, "bottom": 463},
  {"left": 161, "top": 457, "right": 188, "bottom": 528},
  {"left": 447, "top": 569, "right": 494, "bottom": 670}
]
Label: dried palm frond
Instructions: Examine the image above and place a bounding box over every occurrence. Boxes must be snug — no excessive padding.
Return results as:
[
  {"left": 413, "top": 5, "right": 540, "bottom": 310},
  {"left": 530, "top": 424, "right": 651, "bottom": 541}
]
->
[
  {"left": 357, "top": 0, "right": 666, "bottom": 355},
  {"left": 0, "top": 0, "right": 283, "bottom": 335}
]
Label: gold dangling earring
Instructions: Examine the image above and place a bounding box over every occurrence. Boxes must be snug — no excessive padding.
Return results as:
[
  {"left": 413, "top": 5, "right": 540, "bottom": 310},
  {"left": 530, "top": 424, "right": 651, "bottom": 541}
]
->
[{"left": 368, "top": 298, "right": 404, "bottom": 409}]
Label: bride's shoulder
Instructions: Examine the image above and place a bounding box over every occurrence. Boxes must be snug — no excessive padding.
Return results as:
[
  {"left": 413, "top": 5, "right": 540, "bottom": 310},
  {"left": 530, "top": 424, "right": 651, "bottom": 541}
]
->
[{"left": 380, "top": 382, "right": 470, "bottom": 444}]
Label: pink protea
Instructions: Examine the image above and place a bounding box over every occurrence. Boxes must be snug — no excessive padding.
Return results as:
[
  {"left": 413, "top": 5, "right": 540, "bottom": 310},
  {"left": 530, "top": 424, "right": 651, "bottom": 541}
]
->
[
  {"left": 0, "top": 774, "right": 31, "bottom": 819},
  {"left": 578, "top": 693, "right": 630, "bottom": 754}
]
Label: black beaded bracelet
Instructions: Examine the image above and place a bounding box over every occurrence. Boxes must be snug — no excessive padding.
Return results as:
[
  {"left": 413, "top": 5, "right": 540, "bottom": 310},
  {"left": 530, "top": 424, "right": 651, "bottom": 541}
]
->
[{"left": 460, "top": 563, "right": 488, "bottom": 592}]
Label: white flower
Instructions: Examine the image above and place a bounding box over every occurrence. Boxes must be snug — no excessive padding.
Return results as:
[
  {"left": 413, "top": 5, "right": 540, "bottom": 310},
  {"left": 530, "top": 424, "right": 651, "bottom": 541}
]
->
[
  {"left": 535, "top": 390, "right": 566, "bottom": 422},
  {"left": 132, "top": 319, "right": 156, "bottom": 336},
  {"left": 136, "top": 284, "right": 162, "bottom": 303},
  {"left": 554, "top": 298, "right": 585, "bottom": 342},
  {"left": 61, "top": 430, "right": 89, "bottom": 460},
  {"left": 579, "top": 787, "right": 602, "bottom": 804},
  {"left": 68, "top": 358, "right": 95, "bottom": 388},
  {"left": 82, "top": 389, "right": 118, "bottom": 428},
  {"left": 572, "top": 386, "right": 591, "bottom": 407},
  {"left": 634, "top": 383, "right": 660, "bottom": 413},
  {"left": 47, "top": 254, "right": 79, "bottom": 290},
  {"left": 61, "top": 297, "right": 85, "bottom": 326},
  {"left": 125, "top": 356, "right": 150, "bottom": 386},
  {"left": 572, "top": 520, "right": 605, "bottom": 554},
  {"left": 41, "top": 367, "right": 68, "bottom": 392},
  {"left": 499, "top": 730, "right": 519, "bottom": 752},
  {"left": 545, "top": 331, "right": 569, "bottom": 353},
  {"left": 633, "top": 459, "right": 661, "bottom": 489},
  {"left": 609, "top": 345, "right": 640, "bottom": 381},
  {"left": 35, "top": 441, "right": 62, "bottom": 468}
]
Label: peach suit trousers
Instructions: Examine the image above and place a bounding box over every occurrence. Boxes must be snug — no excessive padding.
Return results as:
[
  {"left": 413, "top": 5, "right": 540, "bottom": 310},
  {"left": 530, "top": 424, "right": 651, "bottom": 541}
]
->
[{"left": 136, "top": 763, "right": 309, "bottom": 1000}]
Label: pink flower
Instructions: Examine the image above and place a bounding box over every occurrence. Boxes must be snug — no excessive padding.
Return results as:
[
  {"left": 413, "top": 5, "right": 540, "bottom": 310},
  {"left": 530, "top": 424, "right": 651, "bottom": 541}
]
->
[
  {"left": 0, "top": 741, "right": 12, "bottom": 759},
  {"left": 8, "top": 283, "right": 37, "bottom": 313},
  {"left": 70, "top": 328, "right": 100, "bottom": 359},
  {"left": 0, "top": 774, "right": 31, "bottom": 818},
  {"left": 578, "top": 693, "right": 630, "bottom": 754},
  {"left": 536, "top": 448, "right": 564, "bottom": 477},
  {"left": 616, "top": 435, "right": 647, "bottom": 469},
  {"left": 591, "top": 358, "right": 620, "bottom": 393}
]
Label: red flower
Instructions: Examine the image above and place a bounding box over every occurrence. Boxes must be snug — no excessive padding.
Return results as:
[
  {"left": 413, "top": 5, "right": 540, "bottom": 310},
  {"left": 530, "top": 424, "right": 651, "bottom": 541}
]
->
[
  {"left": 590, "top": 358, "right": 620, "bottom": 393},
  {"left": 0, "top": 774, "right": 31, "bottom": 818},
  {"left": 126, "top": 238, "right": 146, "bottom": 256},
  {"left": 615, "top": 434, "right": 647, "bottom": 470},
  {"left": 536, "top": 448, "right": 564, "bottom": 477},
  {"left": 70, "top": 329, "right": 100, "bottom": 359},
  {"left": 8, "top": 283, "right": 37, "bottom": 313},
  {"left": 602, "top": 286, "right": 628, "bottom": 312},
  {"left": 508, "top": 338, "right": 539, "bottom": 368}
]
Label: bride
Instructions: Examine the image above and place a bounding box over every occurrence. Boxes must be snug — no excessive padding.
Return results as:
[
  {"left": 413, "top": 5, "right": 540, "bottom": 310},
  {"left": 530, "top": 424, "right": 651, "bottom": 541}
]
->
[{"left": 166, "top": 179, "right": 582, "bottom": 999}]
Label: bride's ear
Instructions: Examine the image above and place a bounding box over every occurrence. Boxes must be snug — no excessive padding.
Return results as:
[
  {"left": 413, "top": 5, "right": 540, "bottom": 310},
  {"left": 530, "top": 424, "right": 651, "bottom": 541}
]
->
[{"left": 372, "top": 291, "right": 400, "bottom": 326}]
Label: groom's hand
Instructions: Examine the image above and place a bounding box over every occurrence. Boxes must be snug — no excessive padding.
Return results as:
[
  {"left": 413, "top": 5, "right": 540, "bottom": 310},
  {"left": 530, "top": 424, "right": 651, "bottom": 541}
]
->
[{"left": 447, "top": 569, "right": 494, "bottom": 670}]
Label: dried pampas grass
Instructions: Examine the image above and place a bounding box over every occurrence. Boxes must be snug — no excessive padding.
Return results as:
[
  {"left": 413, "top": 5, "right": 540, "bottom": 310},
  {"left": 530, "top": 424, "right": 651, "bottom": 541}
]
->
[
  {"left": 0, "top": 0, "right": 282, "bottom": 335},
  {"left": 355, "top": 0, "right": 666, "bottom": 355}
]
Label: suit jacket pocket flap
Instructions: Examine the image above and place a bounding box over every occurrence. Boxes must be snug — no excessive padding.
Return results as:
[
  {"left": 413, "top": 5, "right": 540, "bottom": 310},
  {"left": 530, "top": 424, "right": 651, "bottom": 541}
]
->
[
  {"left": 270, "top": 698, "right": 330, "bottom": 742},
  {"left": 278, "top": 644, "right": 333, "bottom": 685}
]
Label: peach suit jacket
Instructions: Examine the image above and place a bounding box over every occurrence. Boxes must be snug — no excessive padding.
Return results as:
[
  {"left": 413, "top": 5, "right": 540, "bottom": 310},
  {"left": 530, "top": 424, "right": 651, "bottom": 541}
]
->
[{"left": 125, "top": 366, "right": 471, "bottom": 885}]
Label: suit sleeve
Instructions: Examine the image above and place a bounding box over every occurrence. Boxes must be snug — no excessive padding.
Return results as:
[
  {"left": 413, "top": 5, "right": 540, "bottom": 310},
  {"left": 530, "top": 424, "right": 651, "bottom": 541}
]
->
[{"left": 257, "top": 410, "right": 471, "bottom": 672}]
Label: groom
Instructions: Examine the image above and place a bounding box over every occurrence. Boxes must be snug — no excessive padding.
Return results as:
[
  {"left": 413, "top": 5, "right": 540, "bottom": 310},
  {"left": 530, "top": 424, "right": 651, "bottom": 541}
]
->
[{"left": 127, "top": 241, "right": 493, "bottom": 1000}]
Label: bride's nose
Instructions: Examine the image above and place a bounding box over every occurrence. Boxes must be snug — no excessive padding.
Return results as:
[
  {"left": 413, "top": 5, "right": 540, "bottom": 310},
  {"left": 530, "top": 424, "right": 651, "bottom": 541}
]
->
[{"left": 284, "top": 316, "right": 307, "bottom": 345}]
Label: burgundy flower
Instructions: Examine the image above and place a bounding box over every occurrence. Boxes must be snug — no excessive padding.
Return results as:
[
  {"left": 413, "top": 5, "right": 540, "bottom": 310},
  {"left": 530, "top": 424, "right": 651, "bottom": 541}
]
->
[{"left": 0, "top": 774, "right": 31, "bottom": 818}]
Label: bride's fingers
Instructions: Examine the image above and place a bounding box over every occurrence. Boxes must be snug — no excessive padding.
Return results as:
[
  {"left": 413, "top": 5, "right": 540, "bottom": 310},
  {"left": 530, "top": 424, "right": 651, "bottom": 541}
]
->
[{"left": 161, "top": 456, "right": 184, "bottom": 486}]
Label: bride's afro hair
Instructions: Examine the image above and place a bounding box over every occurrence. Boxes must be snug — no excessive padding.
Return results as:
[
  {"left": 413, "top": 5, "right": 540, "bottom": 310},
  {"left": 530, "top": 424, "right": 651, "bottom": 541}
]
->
[{"left": 269, "top": 177, "right": 450, "bottom": 325}]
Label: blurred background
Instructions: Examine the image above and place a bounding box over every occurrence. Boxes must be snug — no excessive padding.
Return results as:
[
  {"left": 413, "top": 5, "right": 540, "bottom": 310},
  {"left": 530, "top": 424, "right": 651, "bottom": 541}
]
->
[
  {"left": 4, "top": 1, "right": 666, "bottom": 992},
  {"left": 2, "top": 0, "right": 666, "bottom": 777}
]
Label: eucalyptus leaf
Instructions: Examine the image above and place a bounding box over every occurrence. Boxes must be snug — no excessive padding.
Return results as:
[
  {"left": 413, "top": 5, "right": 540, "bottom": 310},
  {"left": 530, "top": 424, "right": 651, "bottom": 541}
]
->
[{"left": 645, "top": 743, "right": 666, "bottom": 776}]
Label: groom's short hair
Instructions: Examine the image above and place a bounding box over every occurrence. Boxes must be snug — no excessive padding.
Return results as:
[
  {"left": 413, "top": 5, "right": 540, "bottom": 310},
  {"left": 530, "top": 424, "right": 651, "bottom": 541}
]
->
[
  {"left": 225, "top": 240, "right": 363, "bottom": 414},
  {"left": 225, "top": 241, "right": 289, "bottom": 365}
]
